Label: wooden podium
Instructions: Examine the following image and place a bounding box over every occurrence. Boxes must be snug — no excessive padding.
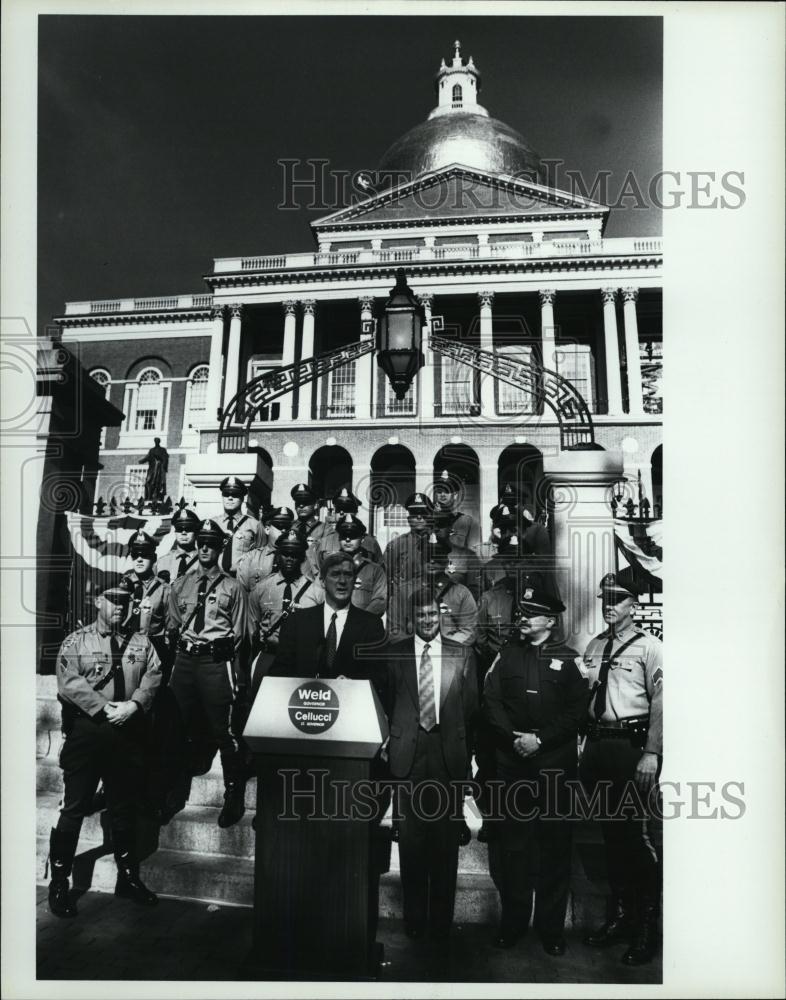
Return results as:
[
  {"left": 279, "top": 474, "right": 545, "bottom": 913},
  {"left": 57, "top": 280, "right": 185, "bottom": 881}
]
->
[{"left": 243, "top": 676, "right": 389, "bottom": 979}]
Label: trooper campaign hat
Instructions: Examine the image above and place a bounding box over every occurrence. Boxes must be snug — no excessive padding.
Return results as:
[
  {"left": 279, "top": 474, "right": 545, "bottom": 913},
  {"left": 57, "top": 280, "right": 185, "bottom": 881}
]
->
[
  {"left": 405, "top": 492, "right": 434, "bottom": 514},
  {"left": 128, "top": 530, "right": 157, "bottom": 556},
  {"left": 197, "top": 519, "right": 226, "bottom": 547},
  {"left": 333, "top": 488, "right": 360, "bottom": 514},
  {"left": 516, "top": 584, "right": 566, "bottom": 616},
  {"left": 597, "top": 572, "right": 638, "bottom": 601},
  {"left": 96, "top": 576, "right": 134, "bottom": 602},
  {"left": 291, "top": 483, "right": 318, "bottom": 504},
  {"left": 336, "top": 513, "right": 366, "bottom": 539},
  {"left": 219, "top": 475, "right": 247, "bottom": 497},
  {"left": 275, "top": 528, "right": 308, "bottom": 555},
  {"left": 268, "top": 506, "right": 295, "bottom": 530},
  {"left": 171, "top": 507, "right": 201, "bottom": 532}
]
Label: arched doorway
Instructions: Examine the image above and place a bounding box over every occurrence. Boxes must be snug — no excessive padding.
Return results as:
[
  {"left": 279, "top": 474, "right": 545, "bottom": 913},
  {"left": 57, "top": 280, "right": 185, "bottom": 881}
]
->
[
  {"left": 309, "top": 445, "right": 353, "bottom": 503},
  {"left": 370, "top": 444, "right": 416, "bottom": 549},
  {"left": 651, "top": 445, "right": 662, "bottom": 515},
  {"left": 433, "top": 444, "right": 480, "bottom": 526},
  {"left": 497, "top": 445, "right": 545, "bottom": 517}
]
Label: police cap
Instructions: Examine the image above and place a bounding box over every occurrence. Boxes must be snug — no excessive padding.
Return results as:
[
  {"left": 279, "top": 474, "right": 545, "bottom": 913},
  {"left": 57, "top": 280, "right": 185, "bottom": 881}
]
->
[
  {"left": 336, "top": 513, "right": 366, "bottom": 539},
  {"left": 516, "top": 584, "right": 565, "bottom": 616},
  {"left": 96, "top": 576, "right": 134, "bottom": 601},
  {"left": 405, "top": 492, "right": 434, "bottom": 514},
  {"left": 490, "top": 503, "right": 517, "bottom": 526},
  {"left": 433, "top": 469, "right": 459, "bottom": 494},
  {"left": 291, "top": 483, "right": 318, "bottom": 504},
  {"left": 128, "top": 529, "right": 157, "bottom": 555},
  {"left": 275, "top": 529, "right": 307, "bottom": 555},
  {"left": 197, "top": 519, "right": 226, "bottom": 547},
  {"left": 220, "top": 475, "right": 247, "bottom": 498},
  {"left": 498, "top": 483, "right": 519, "bottom": 505},
  {"left": 597, "top": 572, "right": 638, "bottom": 601},
  {"left": 172, "top": 507, "right": 201, "bottom": 531},
  {"left": 269, "top": 506, "right": 295, "bottom": 530},
  {"left": 333, "top": 488, "right": 360, "bottom": 513}
]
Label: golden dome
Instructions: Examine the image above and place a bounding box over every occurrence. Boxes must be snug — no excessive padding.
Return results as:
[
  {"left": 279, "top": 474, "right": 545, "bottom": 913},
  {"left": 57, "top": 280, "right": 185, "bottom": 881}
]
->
[{"left": 378, "top": 111, "right": 543, "bottom": 186}]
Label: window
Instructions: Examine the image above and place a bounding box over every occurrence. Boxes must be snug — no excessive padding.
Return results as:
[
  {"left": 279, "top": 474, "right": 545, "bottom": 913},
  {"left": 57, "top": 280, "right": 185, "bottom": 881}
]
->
[
  {"left": 124, "top": 465, "right": 147, "bottom": 502},
  {"left": 452, "top": 84, "right": 462, "bottom": 104},
  {"left": 440, "top": 355, "right": 474, "bottom": 415},
  {"left": 496, "top": 346, "right": 536, "bottom": 415},
  {"left": 555, "top": 344, "right": 596, "bottom": 413},
  {"left": 385, "top": 373, "right": 416, "bottom": 416},
  {"left": 185, "top": 364, "right": 209, "bottom": 428},
  {"left": 327, "top": 362, "right": 356, "bottom": 417},
  {"left": 639, "top": 340, "right": 663, "bottom": 414},
  {"left": 90, "top": 369, "right": 111, "bottom": 447},
  {"left": 248, "top": 357, "right": 281, "bottom": 422},
  {"left": 118, "top": 366, "right": 171, "bottom": 446}
]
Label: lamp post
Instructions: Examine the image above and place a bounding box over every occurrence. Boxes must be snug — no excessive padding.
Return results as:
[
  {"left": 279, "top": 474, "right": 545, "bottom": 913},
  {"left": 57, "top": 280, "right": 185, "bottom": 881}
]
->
[{"left": 376, "top": 269, "right": 425, "bottom": 399}]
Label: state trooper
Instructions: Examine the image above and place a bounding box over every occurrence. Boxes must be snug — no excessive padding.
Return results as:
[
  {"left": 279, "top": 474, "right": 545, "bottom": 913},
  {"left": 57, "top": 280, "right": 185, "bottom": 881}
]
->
[
  {"left": 432, "top": 508, "right": 482, "bottom": 599},
  {"left": 216, "top": 476, "right": 264, "bottom": 575},
  {"left": 156, "top": 507, "right": 201, "bottom": 582},
  {"left": 47, "top": 577, "right": 162, "bottom": 918},
  {"left": 580, "top": 573, "right": 663, "bottom": 966},
  {"left": 307, "top": 489, "right": 383, "bottom": 572},
  {"left": 247, "top": 528, "right": 322, "bottom": 693},
  {"left": 400, "top": 533, "right": 478, "bottom": 645},
  {"left": 166, "top": 518, "right": 249, "bottom": 828},
  {"left": 290, "top": 483, "right": 329, "bottom": 548},
  {"left": 236, "top": 506, "right": 309, "bottom": 593},
  {"left": 432, "top": 469, "right": 482, "bottom": 551},
  {"left": 482, "top": 585, "right": 587, "bottom": 956},
  {"left": 383, "top": 491, "right": 433, "bottom": 641},
  {"left": 122, "top": 531, "right": 170, "bottom": 653},
  {"left": 310, "top": 514, "right": 387, "bottom": 616}
]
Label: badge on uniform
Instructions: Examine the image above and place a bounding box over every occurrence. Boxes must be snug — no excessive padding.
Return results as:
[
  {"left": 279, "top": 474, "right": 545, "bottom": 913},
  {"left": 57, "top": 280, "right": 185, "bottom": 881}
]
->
[{"left": 548, "top": 658, "right": 562, "bottom": 671}]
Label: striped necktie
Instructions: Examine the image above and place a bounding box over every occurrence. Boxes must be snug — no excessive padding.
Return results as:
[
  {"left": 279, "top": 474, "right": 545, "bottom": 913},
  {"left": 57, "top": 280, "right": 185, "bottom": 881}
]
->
[{"left": 418, "top": 642, "right": 436, "bottom": 731}]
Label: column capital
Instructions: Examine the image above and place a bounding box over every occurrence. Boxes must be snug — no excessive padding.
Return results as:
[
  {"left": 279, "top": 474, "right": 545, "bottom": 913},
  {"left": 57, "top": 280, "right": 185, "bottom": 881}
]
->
[
  {"left": 417, "top": 292, "right": 434, "bottom": 310},
  {"left": 283, "top": 299, "right": 298, "bottom": 316},
  {"left": 622, "top": 287, "right": 639, "bottom": 303},
  {"left": 358, "top": 295, "right": 375, "bottom": 313},
  {"left": 478, "top": 290, "right": 495, "bottom": 309},
  {"left": 301, "top": 299, "right": 316, "bottom": 315},
  {"left": 538, "top": 289, "right": 556, "bottom": 306},
  {"left": 229, "top": 303, "right": 244, "bottom": 319},
  {"left": 211, "top": 305, "right": 225, "bottom": 321},
  {"left": 601, "top": 287, "right": 618, "bottom": 304}
]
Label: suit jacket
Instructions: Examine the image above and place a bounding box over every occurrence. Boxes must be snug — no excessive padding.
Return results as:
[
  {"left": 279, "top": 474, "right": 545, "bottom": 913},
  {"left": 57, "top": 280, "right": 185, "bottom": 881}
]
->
[
  {"left": 270, "top": 603, "right": 388, "bottom": 709},
  {"left": 386, "top": 637, "right": 478, "bottom": 781}
]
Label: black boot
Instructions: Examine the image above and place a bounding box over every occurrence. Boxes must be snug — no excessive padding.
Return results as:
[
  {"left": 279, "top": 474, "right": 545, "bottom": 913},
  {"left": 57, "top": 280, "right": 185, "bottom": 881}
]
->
[
  {"left": 583, "top": 895, "right": 634, "bottom": 947},
  {"left": 217, "top": 781, "right": 246, "bottom": 828},
  {"left": 47, "top": 828, "right": 79, "bottom": 918},
  {"left": 113, "top": 830, "right": 158, "bottom": 906},
  {"left": 621, "top": 899, "right": 660, "bottom": 965}
]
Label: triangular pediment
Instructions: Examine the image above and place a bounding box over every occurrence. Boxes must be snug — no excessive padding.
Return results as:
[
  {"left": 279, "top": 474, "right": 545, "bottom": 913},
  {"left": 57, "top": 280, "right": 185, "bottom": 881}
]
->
[{"left": 312, "top": 166, "right": 607, "bottom": 232}]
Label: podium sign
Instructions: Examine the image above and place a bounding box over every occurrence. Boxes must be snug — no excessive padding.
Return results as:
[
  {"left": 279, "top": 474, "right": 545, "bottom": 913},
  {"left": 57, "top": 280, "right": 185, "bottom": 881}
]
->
[{"left": 243, "top": 676, "right": 388, "bottom": 979}]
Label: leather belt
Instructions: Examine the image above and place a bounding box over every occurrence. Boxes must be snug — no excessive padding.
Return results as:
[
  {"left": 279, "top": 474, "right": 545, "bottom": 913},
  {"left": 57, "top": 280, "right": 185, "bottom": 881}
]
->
[
  {"left": 177, "top": 639, "right": 212, "bottom": 657},
  {"left": 586, "top": 714, "right": 649, "bottom": 745}
]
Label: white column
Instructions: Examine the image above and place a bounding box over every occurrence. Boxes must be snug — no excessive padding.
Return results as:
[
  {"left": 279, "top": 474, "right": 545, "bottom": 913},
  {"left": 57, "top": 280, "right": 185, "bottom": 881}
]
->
[
  {"left": 601, "top": 288, "right": 623, "bottom": 416},
  {"left": 417, "top": 292, "right": 435, "bottom": 421},
  {"left": 622, "top": 287, "right": 644, "bottom": 415},
  {"left": 357, "top": 296, "right": 375, "bottom": 420},
  {"left": 478, "top": 291, "right": 495, "bottom": 417},
  {"left": 281, "top": 300, "right": 298, "bottom": 422},
  {"left": 298, "top": 299, "right": 316, "bottom": 421},
  {"left": 479, "top": 462, "right": 499, "bottom": 544},
  {"left": 206, "top": 305, "right": 225, "bottom": 420},
  {"left": 223, "top": 304, "right": 243, "bottom": 412},
  {"left": 539, "top": 289, "right": 557, "bottom": 370}
]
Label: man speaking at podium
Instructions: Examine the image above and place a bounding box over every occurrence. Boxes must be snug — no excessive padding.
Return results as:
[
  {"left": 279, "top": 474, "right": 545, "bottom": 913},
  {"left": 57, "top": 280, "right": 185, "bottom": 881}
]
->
[{"left": 270, "top": 550, "right": 387, "bottom": 705}]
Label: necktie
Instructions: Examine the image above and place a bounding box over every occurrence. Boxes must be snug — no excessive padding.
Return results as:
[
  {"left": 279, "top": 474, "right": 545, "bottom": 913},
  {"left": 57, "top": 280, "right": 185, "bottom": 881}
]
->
[
  {"left": 109, "top": 634, "right": 126, "bottom": 701},
  {"left": 127, "top": 580, "right": 144, "bottom": 634},
  {"left": 221, "top": 517, "right": 235, "bottom": 572},
  {"left": 325, "top": 612, "right": 338, "bottom": 672},
  {"left": 283, "top": 581, "right": 293, "bottom": 609},
  {"left": 592, "top": 637, "right": 616, "bottom": 720},
  {"left": 177, "top": 553, "right": 189, "bottom": 578},
  {"left": 194, "top": 575, "right": 208, "bottom": 634},
  {"left": 418, "top": 642, "right": 436, "bottom": 731}
]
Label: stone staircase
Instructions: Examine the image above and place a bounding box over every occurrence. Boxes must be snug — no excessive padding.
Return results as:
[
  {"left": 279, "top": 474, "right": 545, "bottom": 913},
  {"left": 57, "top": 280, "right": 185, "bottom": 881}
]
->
[{"left": 36, "top": 676, "right": 609, "bottom": 926}]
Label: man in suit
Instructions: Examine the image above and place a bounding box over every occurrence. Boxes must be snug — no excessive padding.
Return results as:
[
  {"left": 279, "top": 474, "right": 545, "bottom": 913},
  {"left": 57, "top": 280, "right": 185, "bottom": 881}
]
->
[{"left": 386, "top": 584, "right": 478, "bottom": 944}]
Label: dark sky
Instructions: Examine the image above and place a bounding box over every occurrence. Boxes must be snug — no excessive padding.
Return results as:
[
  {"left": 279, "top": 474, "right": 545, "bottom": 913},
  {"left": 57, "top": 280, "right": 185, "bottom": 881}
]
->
[{"left": 38, "top": 15, "right": 662, "bottom": 334}]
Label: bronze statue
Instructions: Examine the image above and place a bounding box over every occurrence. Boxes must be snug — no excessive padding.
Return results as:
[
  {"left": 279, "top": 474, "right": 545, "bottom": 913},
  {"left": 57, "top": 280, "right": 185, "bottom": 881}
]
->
[{"left": 140, "top": 438, "right": 168, "bottom": 501}]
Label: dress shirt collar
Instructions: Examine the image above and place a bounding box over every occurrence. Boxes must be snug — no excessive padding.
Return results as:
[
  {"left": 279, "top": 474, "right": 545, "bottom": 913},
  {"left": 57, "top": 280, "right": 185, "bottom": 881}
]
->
[
  {"left": 414, "top": 632, "right": 442, "bottom": 659},
  {"left": 198, "top": 563, "right": 222, "bottom": 582}
]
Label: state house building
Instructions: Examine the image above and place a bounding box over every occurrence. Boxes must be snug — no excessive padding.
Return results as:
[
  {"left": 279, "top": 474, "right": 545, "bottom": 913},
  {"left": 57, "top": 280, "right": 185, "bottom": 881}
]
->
[{"left": 52, "top": 43, "right": 662, "bottom": 647}]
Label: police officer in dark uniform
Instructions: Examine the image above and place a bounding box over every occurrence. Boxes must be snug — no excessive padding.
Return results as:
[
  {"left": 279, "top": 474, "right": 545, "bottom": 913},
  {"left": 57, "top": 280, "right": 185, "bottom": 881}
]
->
[
  {"left": 383, "top": 492, "right": 434, "bottom": 641},
  {"left": 47, "top": 577, "right": 162, "bottom": 918},
  {"left": 433, "top": 469, "right": 482, "bottom": 551},
  {"left": 156, "top": 507, "right": 201, "bottom": 582},
  {"left": 482, "top": 585, "right": 588, "bottom": 955},
  {"left": 216, "top": 476, "right": 264, "bottom": 575},
  {"left": 480, "top": 504, "right": 521, "bottom": 591},
  {"left": 310, "top": 514, "right": 387, "bottom": 616},
  {"left": 580, "top": 573, "right": 663, "bottom": 966},
  {"left": 167, "top": 519, "right": 249, "bottom": 828}
]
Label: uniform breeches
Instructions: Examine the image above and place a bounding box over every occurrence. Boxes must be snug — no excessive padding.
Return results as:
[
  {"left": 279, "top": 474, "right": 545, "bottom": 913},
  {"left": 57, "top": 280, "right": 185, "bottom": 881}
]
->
[
  {"left": 396, "top": 728, "right": 463, "bottom": 934},
  {"left": 580, "top": 738, "right": 661, "bottom": 900},
  {"left": 57, "top": 715, "right": 144, "bottom": 835},
  {"left": 169, "top": 652, "right": 240, "bottom": 778}
]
